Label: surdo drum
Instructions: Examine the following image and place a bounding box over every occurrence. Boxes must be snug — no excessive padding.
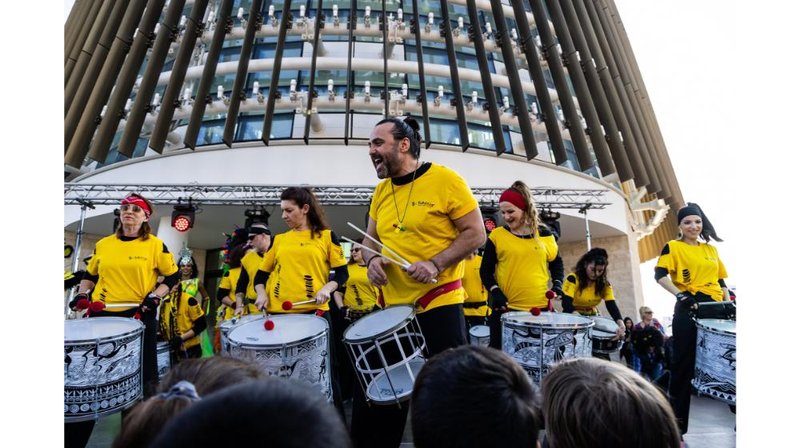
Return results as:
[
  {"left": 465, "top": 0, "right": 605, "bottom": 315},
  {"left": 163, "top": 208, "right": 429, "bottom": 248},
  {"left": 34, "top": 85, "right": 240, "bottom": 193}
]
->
[
  {"left": 588, "top": 316, "right": 623, "bottom": 355},
  {"left": 219, "top": 314, "right": 262, "bottom": 356},
  {"left": 227, "top": 314, "right": 332, "bottom": 401},
  {"left": 501, "top": 312, "right": 593, "bottom": 384},
  {"left": 64, "top": 317, "right": 144, "bottom": 422},
  {"left": 343, "top": 305, "right": 426, "bottom": 405},
  {"left": 692, "top": 319, "right": 736, "bottom": 404},
  {"left": 468, "top": 325, "right": 491, "bottom": 347}
]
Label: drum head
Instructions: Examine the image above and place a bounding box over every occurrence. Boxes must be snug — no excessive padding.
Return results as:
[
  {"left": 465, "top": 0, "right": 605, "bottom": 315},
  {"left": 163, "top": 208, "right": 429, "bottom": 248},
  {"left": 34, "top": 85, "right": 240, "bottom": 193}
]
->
[
  {"left": 366, "top": 357, "right": 425, "bottom": 404},
  {"left": 228, "top": 315, "right": 328, "bottom": 347},
  {"left": 590, "top": 316, "right": 618, "bottom": 337},
  {"left": 696, "top": 319, "right": 736, "bottom": 335},
  {"left": 220, "top": 314, "right": 262, "bottom": 333},
  {"left": 502, "top": 311, "right": 594, "bottom": 329},
  {"left": 65, "top": 317, "right": 143, "bottom": 343},
  {"left": 344, "top": 305, "right": 415, "bottom": 342},
  {"left": 469, "top": 325, "right": 490, "bottom": 338}
]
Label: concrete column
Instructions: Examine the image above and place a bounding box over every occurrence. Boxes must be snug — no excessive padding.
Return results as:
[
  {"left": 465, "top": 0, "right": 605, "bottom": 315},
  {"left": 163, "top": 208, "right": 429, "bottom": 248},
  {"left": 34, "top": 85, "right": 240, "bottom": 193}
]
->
[{"left": 156, "top": 215, "right": 189, "bottom": 263}]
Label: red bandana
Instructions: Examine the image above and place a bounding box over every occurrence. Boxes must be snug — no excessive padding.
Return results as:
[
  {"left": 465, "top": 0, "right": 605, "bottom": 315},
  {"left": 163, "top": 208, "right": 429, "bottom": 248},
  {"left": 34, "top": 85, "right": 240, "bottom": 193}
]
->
[
  {"left": 499, "top": 189, "right": 526, "bottom": 211},
  {"left": 121, "top": 196, "right": 152, "bottom": 218}
]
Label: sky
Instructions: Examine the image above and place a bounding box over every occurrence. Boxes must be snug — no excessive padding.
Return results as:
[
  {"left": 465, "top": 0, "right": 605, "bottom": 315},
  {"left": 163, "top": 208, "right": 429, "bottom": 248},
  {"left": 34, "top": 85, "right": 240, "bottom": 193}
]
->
[{"left": 5, "top": 0, "right": 791, "bottom": 444}]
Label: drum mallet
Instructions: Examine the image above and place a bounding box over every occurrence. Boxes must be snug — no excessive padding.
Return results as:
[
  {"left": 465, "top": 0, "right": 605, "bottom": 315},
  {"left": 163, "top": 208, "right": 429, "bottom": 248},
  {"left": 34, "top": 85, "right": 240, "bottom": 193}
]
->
[
  {"left": 262, "top": 310, "right": 275, "bottom": 331},
  {"left": 281, "top": 299, "right": 317, "bottom": 311}
]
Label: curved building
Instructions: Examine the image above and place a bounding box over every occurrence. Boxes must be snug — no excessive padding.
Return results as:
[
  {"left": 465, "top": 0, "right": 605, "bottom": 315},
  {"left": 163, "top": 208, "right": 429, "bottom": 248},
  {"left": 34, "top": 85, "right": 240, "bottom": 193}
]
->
[{"left": 64, "top": 0, "right": 683, "bottom": 317}]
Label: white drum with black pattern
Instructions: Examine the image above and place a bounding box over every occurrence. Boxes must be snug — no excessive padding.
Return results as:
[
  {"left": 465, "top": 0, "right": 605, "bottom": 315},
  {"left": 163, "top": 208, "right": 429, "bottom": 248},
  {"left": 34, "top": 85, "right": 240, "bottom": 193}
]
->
[
  {"left": 64, "top": 317, "right": 144, "bottom": 422},
  {"left": 156, "top": 341, "right": 171, "bottom": 379},
  {"left": 227, "top": 314, "right": 331, "bottom": 401},
  {"left": 693, "top": 319, "right": 736, "bottom": 404},
  {"left": 501, "top": 312, "right": 593, "bottom": 384},
  {"left": 588, "top": 316, "right": 623, "bottom": 355},
  {"left": 468, "top": 324, "right": 490, "bottom": 347}
]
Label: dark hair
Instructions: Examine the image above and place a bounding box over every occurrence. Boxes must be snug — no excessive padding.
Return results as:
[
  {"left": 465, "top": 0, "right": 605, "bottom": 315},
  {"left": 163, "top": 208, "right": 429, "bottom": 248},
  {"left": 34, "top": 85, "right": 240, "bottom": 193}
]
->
[
  {"left": 624, "top": 316, "right": 634, "bottom": 327},
  {"left": 376, "top": 116, "right": 422, "bottom": 159},
  {"left": 115, "top": 192, "right": 153, "bottom": 240},
  {"left": 150, "top": 378, "right": 352, "bottom": 448},
  {"left": 348, "top": 238, "right": 364, "bottom": 265},
  {"left": 411, "top": 345, "right": 542, "bottom": 448},
  {"left": 113, "top": 357, "right": 265, "bottom": 448},
  {"left": 227, "top": 242, "right": 247, "bottom": 269},
  {"left": 542, "top": 358, "right": 681, "bottom": 448},
  {"left": 677, "top": 202, "right": 722, "bottom": 242},
  {"left": 573, "top": 247, "right": 609, "bottom": 295},
  {"left": 179, "top": 255, "right": 199, "bottom": 279},
  {"left": 280, "top": 186, "right": 329, "bottom": 238}
]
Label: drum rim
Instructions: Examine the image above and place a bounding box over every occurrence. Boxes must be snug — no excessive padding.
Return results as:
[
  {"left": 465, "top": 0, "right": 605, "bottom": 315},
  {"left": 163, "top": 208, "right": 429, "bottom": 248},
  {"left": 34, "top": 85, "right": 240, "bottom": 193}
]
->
[
  {"left": 469, "top": 325, "right": 490, "bottom": 336},
  {"left": 501, "top": 311, "right": 595, "bottom": 329},
  {"left": 219, "top": 314, "right": 263, "bottom": 332},
  {"left": 343, "top": 305, "right": 416, "bottom": 343},
  {"left": 64, "top": 317, "right": 144, "bottom": 344},
  {"left": 695, "top": 318, "right": 736, "bottom": 335},
  {"left": 228, "top": 314, "right": 329, "bottom": 348}
]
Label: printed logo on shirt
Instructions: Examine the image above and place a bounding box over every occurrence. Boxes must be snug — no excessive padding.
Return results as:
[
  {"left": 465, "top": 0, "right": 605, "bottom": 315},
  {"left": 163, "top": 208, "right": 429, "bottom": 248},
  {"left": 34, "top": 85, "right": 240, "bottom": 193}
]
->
[
  {"left": 412, "top": 200, "right": 435, "bottom": 208},
  {"left": 681, "top": 268, "right": 691, "bottom": 284}
]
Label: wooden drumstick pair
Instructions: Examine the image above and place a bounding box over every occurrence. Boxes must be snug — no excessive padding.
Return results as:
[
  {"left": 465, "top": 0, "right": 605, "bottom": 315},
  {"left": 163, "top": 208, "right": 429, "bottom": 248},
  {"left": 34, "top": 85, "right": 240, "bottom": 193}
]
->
[{"left": 345, "top": 222, "right": 438, "bottom": 284}]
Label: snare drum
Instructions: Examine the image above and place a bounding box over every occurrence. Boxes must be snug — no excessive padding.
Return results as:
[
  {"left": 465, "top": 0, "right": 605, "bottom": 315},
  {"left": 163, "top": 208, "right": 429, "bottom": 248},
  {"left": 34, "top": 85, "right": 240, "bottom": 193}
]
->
[
  {"left": 468, "top": 325, "right": 490, "bottom": 347},
  {"left": 343, "top": 305, "right": 426, "bottom": 405},
  {"left": 64, "top": 317, "right": 144, "bottom": 422},
  {"left": 219, "top": 314, "right": 262, "bottom": 356},
  {"left": 156, "top": 341, "right": 171, "bottom": 379},
  {"left": 227, "top": 314, "right": 331, "bottom": 401},
  {"left": 501, "top": 312, "right": 593, "bottom": 384},
  {"left": 589, "top": 316, "right": 622, "bottom": 355},
  {"left": 692, "top": 319, "right": 736, "bottom": 404}
]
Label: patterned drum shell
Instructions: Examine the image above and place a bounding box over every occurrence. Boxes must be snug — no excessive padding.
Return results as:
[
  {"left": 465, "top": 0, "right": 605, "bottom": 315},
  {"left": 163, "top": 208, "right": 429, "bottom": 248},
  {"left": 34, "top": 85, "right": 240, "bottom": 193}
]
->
[
  {"left": 156, "top": 341, "right": 171, "bottom": 380},
  {"left": 692, "top": 319, "right": 736, "bottom": 405},
  {"left": 227, "top": 314, "right": 331, "bottom": 401},
  {"left": 64, "top": 317, "right": 144, "bottom": 422},
  {"left": 218, "top": 314, "right": 263, "bottom": 356},
  {"left": 589, "top": 316, "right": 623, "bottom": 354},
  {"left": 501, "top": 312, "right": 593, "bottom": 384}
]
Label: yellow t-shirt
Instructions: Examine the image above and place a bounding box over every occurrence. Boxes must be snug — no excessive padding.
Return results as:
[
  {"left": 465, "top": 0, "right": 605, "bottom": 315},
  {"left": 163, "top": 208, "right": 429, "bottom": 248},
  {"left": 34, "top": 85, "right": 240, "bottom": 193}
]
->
[
  {"left": 656, "top": 240, "right": 727, "bottom": 301},
  {"left": 342, "top": 263, "right": 380, "bottom": 312},
  {"left": 238, "top": 250, "right": 264, "bottom": 314},
  {"left": 160, "top": 278, "right": 206, "bottom": 349},
  {"left": 463, "top": 254, "right": 491, "bottom": 317},
  {"left": 259, "top": 229, "right": 347, "bottom": 313},
  {"left": 86, "top": 234, "right": 178, "bottom": 310},
  {"left": 368, "top": 163, "right": 479, "bottom": 312},
  {"left": 562, "top": 271, "right": 615, "bottom": 315},
  {"left": 218, "top": 266, "right": 242, "bottom": 321},
  {"left": 487, "top": 227, "right": 559, "bottom": 310}
]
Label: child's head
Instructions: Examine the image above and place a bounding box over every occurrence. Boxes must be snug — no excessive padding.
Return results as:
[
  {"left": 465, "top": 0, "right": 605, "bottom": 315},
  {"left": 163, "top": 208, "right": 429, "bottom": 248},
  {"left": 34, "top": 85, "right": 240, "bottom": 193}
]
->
[{"left": 542, "top": 357, "right": 681, "bottom": 448}]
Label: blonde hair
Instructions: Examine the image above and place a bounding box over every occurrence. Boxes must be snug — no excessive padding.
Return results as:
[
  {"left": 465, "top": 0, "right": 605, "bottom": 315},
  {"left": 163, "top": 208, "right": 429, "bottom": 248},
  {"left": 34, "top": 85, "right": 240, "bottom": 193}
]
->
[{"left": 639, "top": 306, "right": 652, "bottom": 320}]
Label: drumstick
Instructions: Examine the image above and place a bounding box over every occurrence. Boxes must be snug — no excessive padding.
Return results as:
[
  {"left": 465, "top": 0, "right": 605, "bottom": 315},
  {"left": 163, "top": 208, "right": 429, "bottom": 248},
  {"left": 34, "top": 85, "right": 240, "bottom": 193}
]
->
[
  {"left": 341, "top": 237, "right": 409, "bottom": 269},
  {"left": 347, "top": 222, "right": 411, "bottom": 266},
  {"left": 345, "top": 225, "right": 438, "bottom": 284},
  {"left": 262, "top": 310, "right": 275, "bottom": 331},
  {"left": 281, "top": 298, "right": 317, "bottom": 310}
]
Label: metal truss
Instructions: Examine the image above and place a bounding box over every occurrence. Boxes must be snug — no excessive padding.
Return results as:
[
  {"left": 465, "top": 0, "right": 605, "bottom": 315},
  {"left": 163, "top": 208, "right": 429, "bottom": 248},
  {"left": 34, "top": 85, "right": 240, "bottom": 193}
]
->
[{"left": 64, "top": 183, "right": 610, "bottom": 210}]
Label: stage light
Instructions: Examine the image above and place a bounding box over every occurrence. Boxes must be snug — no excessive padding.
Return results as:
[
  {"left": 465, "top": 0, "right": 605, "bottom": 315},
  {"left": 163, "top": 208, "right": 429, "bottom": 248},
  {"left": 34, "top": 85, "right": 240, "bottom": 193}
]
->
[
  {"left": 244, "top": 207, "right": 271, "bottom": 229},
  {"left": 172, "top": 202, "right": 196, "bottom": 232}
]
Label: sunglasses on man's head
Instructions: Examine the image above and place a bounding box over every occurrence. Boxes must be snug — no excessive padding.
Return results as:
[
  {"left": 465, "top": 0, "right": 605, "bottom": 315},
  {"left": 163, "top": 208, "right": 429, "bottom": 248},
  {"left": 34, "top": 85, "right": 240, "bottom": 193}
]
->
[{"left": 120, "top": 204, "right": 143, "bottom": 213}]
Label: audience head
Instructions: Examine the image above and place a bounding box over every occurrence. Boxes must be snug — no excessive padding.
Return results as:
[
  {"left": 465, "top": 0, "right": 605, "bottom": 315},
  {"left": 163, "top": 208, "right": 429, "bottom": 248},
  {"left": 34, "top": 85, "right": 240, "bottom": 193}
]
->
[
  {"left": 112, "top": 357, "right": 265, "bottom": 448},
  {"left": 150, "top": 378, "right": 352, "bottom": 448},
  {"left": 542, "top": 357, "right": 681, "bottom": 448},
  {"left": 411, "top": 345, "right": 543, "bottom": 448}
]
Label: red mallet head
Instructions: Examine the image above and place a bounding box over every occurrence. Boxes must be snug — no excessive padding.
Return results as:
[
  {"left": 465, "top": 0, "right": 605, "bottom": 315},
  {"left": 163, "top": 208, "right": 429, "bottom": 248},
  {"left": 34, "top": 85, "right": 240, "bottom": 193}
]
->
[
  {"left": 264, "top": 319, "right": 275, "bottom": 331},
  {"left": 76, "top": 298, "right": 91, "bottom": 310},
  {"left": 89, "top": 301, "right": 106, "bottom": 313},
  {"left": 545, "top": 290, "right": 556, "bottom": 300},
  {"left": 281, "top": 301, "right": 293, "bottom": 311},
  {"left": 530, "top": 307, "right": 541, "bottom": 316}
]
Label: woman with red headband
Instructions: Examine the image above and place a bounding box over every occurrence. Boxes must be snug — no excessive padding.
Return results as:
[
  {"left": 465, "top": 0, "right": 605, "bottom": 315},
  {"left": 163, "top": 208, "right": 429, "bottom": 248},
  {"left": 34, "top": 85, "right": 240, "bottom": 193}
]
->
[
  {"left": 67, "top": 193, "right": 179, "bottom": 448},
  {"left": 480, "top": 180, "right": 564, "bottom": 349}
]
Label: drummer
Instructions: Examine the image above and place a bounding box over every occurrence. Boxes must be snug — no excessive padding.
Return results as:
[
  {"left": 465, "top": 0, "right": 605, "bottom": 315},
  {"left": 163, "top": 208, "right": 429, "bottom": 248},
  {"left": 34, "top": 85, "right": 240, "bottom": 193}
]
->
[
  {"left": 67, "top": 193, "right": 179, "bottom": 447},
  {"left": 654, "top": 202, "right": 729, "bottom": 437},
  {"left": 357, "top": 116, "right": 485, "bottom": 448},
  {"left": 479, "top": 180, "right": 564, "bottom": 349},
  {"left": 234, "top": 222, "right": 271, "bottom": 315},
  {"left": 251, "top": 186, "right": 349, "bottom": 413},
  {"left": 561, "top": 248, "right": 625, "bottom": 359}
]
